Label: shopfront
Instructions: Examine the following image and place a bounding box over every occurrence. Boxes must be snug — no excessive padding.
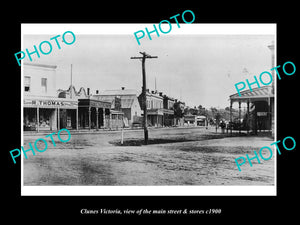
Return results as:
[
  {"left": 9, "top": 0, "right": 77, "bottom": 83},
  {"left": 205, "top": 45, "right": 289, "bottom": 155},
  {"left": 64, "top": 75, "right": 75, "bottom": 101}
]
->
[
  {"left": 229, "top": 86, "right": 274, "bottom": 134},
  {"left": 23, "top": 97, "right": 78, "bottom": 132},
  {"left": 147, "top": 108, "right": 164, "bottom": 127},
  {"left": 78, "top": 98, "right": 112, "bottom": 130}
]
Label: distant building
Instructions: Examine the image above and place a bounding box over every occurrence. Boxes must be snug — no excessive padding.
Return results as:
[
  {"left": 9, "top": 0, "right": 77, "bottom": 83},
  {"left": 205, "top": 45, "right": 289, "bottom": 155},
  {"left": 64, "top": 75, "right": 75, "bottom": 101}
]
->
[
  {"left": 138, "top": 89, "right": 176, "bottom": 127},
  {"left": 138, "top": 89, "right": 163, "bottom": 127},
  {"left": 162, "top": 94, "right": 175, "bottom": 126},
  {"left": 92, "top": 87, "right": 142, "bottom": 127},
  {"left": 184, "top": 115, "right": 207, "bottom": 126}
]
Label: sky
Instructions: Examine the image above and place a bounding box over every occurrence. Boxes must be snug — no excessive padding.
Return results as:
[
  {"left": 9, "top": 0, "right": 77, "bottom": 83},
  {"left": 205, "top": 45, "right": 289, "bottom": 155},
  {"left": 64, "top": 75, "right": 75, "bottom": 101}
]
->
[{"left": 23, "top": 30, "right": 274, "bottom": 109}]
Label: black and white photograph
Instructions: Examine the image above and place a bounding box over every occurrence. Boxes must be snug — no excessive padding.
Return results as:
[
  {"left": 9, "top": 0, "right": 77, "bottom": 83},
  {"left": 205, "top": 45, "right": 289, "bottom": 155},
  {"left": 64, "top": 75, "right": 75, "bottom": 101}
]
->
[
  {"left": 21, "top": 24, "right": 276, "bottom": 195},
  {"left": 4, "top": 4, "right": 299, "bottom": 221}
]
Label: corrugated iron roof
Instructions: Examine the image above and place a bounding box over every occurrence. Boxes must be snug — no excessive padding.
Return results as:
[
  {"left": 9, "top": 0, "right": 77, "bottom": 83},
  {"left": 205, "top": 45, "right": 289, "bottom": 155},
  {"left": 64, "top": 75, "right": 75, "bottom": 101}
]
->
[
  {"left": 94, "top": 95, "right": 137, "bottom": 109},
  {"left": 229, "top": 86, "right": 274, "bottom": 101},
  {"left": 98, "top": 89, "right": 138, "bottom": 96}
]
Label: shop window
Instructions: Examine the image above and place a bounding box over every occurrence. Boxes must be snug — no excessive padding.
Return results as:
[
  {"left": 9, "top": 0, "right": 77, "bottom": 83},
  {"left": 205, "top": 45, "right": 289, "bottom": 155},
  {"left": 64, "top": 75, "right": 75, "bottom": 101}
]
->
[
  {"left": 41, "top": 78, "right": 47, "bottom": 93},
  {"left": 24, "top": 76, "right": 31, "bottom": 92},
  {"left": 23, "top": 108, "right": 37, "bottom": 131},
  {"left": 39, "top": 108, "right": 51, "bottom": 129}
]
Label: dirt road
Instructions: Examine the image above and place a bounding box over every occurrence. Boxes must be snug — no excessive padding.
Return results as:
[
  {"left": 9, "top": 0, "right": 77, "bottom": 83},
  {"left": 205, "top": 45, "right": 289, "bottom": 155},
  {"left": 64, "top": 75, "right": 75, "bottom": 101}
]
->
[{"left": 23, "top": 127, "right": 275, "bottom": 186}]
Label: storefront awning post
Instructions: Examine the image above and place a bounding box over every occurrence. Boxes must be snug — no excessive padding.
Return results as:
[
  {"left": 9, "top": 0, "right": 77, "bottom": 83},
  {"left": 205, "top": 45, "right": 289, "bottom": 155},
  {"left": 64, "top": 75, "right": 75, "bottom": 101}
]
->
[
  {"left": 103, "top": 108, "right": 106, "bottom": 128},
  {"left": 230, "top": 100, "right": 232, "bottom": 135},
  {"left": 239, "top": 101, "right": 241, "bottom": 134},
  {"left": 109, "top": 110, "right": 112, "bottom": 130},
  {"left": 247, "top": 100, "right": 250, "bottom": 134},
  {"left": 37, "top": 107, "right": 39, "bottom": 133},
  {"left": 76, "top": 108, "right": 79, "bottom": 130},
  {"left": 57, "top": 108, "right": 60, "bottom": 131},
  {"left": 96, "top": 107, "right": 99, "bottom": 131},
  {"left": 88, "top": 107, "right": 91, "bottom": 130}
]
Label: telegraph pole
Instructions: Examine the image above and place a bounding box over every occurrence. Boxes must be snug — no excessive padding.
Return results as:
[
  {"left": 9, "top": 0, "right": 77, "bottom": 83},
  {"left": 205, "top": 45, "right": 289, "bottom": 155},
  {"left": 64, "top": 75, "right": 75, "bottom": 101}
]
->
[
  {"left": 70, "top": 64, "right": 73, "bottom": 98},
  {"left": 131, "top": 52, "right": 158, "bottom": 145}
]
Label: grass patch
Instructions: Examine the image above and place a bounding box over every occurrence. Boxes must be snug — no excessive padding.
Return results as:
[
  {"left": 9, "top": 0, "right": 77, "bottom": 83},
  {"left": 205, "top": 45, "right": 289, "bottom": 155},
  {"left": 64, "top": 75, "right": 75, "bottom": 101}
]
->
[{"left": 109, "top": 132, "right": 247, "bottom": 146}]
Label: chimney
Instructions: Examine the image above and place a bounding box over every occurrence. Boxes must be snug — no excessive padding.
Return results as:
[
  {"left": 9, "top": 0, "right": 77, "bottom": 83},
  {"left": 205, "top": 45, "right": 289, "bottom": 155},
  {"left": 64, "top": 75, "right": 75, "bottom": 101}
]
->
[
  {"left": 121, "top": 87, "right": 125, "bottom": 90},
  {"left": 87, "top": 88, "right": 90, "bottom": 95}
]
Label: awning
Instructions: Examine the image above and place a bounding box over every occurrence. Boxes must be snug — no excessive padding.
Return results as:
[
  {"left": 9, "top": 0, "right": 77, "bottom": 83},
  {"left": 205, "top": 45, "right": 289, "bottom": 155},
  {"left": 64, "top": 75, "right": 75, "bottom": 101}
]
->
[
  {"left": 78, "top": 98, "right": 111, "bottom": 108},
  {"left": 147, "top": 109, "right": 164, "bottom": 115},
  {"left": 229, "top": 86, "right": 274, "bottom": 102}
]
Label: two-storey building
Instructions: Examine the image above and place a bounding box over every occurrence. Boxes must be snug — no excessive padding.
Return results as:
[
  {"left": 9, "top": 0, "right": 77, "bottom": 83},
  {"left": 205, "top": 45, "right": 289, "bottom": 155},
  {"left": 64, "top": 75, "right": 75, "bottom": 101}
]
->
[
  {"left": 162, "top": 94, "right": 175, "bottom": 126},
  {"left": 23, "top": 63, "right": 78, "bottom": 132}
]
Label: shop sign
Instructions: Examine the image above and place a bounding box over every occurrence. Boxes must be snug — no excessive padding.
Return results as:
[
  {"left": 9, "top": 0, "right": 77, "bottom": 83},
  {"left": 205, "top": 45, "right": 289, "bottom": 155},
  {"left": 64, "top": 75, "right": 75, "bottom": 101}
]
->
[
  {"left": 24, "top": 99, "right": 78, "bottom": 107},
  {"left": 257, "top": 112, "right": 267, "bottom": 116}
]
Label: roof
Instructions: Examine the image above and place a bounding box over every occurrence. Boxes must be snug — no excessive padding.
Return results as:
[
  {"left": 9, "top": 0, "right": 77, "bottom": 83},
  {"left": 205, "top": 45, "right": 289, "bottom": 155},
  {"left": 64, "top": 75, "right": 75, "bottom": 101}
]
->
[
  {"left": 92, "top": 95, "right": 137, "bottom": 109},
  {"left": 98, "top": 89, "right": 138, "bottom": 96},
  {"left": 24, "top": 62, "right": 57, "bottom": 69},
  {"left": 78, "top": 98, "right": 111, "bottom": 108},
  {"left": 229, "top": 86, "right": 274, "bottom": 101},
  {"left": 57, "top": 85, "right": 88, "bottom": 99}
]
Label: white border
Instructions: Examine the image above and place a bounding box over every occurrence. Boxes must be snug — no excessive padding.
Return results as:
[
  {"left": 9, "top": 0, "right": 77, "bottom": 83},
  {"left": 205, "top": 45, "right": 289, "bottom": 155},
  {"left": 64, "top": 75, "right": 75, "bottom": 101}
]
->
[
  {"left": 22, "top": 186, "right": 275, "bottom": 196},
  {"left": 21, "top": 23, "right": 276, "bottom": 35},
  {"left": 21, "top": 23, "right": 277, "bottom": 196}
]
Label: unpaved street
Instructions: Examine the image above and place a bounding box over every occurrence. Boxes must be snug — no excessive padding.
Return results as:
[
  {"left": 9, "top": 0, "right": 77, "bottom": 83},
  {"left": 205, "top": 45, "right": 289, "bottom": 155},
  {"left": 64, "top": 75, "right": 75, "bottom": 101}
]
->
[{"left": 23, "top": 127, "right": 275, "bottom": 186}]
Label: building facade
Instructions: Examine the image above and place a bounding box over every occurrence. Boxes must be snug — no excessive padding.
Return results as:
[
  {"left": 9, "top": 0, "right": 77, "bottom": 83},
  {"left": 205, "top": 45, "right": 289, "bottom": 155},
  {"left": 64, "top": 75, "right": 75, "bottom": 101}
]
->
[
  {"left": 138, "top": 90, "right": 179, "bottom": 127},
  {"left": 184, "top": 115, "right": 207, "bottom": 126},
  {"left": 93, "top": 87, "right": 142, "bottom": 127},
  {"left": 138, "top": 89, "right": 164, "bottom": 127},
  {"left": 162, "top": 94, "right": 175, "bottom": 126},
  {"left": 58, "top": 85, "right": 124, "bottom": 130},
  {"left": 229, "top": 86, "right": 274, "bottom": 134},
  {"left": 23, "top": 63, "right": 78, "bottom": 132}
]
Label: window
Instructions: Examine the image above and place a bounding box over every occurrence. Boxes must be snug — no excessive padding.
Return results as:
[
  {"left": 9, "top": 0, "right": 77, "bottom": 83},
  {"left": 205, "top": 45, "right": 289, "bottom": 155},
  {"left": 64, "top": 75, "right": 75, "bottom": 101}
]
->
[
  {"left": 24, "top": 76, "right": 31, "bottom": 92},
  {"left": 41, "top": 78, "right": 47, "bottom": 93}
]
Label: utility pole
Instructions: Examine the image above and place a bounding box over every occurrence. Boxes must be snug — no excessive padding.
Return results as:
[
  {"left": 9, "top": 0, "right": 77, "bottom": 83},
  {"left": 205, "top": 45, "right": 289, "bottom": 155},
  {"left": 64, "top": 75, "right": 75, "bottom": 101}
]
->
[
  {"left": 131, "top": 52, "right": 158, "bottom": 145},
  {"left": 70, "top": 64, "right": 73, "bottom": 98}
]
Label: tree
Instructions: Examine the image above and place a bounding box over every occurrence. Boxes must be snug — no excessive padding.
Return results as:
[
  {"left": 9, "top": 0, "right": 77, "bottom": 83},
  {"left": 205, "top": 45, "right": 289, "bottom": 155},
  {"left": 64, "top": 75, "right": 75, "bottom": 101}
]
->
[
  {"left": 210, "top": 107, "right": 218, "bottom": 117},
  {"left": 191, "top": 106, "right": 198, "bottom": 115},
  {"left": 215, "top": 113, "right": 221, "bottom": 125},
  {"left": 197, "top": 105, "right": 206, "bottom": 115},
  {"left": 174, "top": 102, "right": 184, "bottom": 118}
]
